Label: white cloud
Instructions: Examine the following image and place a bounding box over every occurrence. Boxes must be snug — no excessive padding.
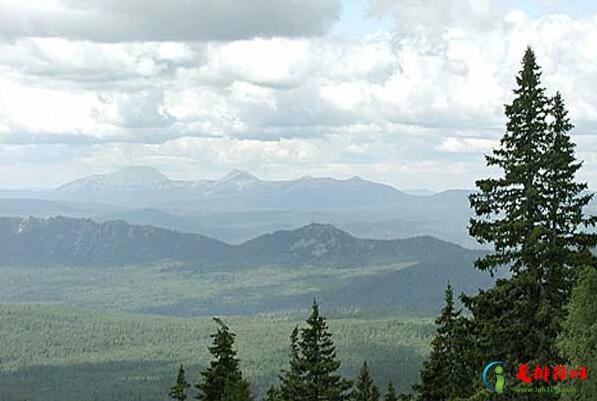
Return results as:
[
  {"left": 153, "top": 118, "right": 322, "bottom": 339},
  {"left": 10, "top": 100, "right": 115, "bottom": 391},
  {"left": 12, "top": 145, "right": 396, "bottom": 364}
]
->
[
  {"left": 0, "top": 1, "right": 596, "bottom": 190},
  {"left": 438, "top": 137, "right": 499, "bottom": 153},
  {"left": 0, "top": 0, "right": 342, "bottom": 42},
  {"left": 202, "top": 38, "right": 314, "bottom": 88}
]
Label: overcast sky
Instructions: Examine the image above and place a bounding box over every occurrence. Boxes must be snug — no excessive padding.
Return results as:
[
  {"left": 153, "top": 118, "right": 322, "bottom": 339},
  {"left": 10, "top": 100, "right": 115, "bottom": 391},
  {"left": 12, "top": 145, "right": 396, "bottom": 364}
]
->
[{"left": 1, "top": 0, "right": 596, "bottom": 190}]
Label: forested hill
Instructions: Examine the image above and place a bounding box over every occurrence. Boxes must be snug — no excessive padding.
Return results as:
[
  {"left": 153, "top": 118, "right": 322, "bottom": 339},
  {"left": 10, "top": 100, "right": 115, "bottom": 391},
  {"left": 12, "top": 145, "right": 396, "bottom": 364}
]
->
[
  {"left": 0, "top": 216, "right": 482, "bottom": 269},
  {"left": 0, "top": 216, "right": 231, "bottom": 267}
]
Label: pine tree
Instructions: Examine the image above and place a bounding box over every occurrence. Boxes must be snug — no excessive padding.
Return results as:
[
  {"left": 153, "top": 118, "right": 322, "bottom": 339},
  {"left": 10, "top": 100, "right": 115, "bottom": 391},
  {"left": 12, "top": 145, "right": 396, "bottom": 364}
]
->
[
  {"left": 384, "top": 383, "right": 397, "bottom": 401},
  {"left": 469, "top": 46, "right": 552, "bottom": 277},
  {"left": 278, "top": 326, "right": 305, "bottom": 401},
  {"left": 351, "top": 362, "right": 380, "bottom": 401},
  {"left": 299, "top": 300, "right": 352, "bottom": 401},
  {"left": 465, "top": 47, "right": 596, "bottom": 399},
  {"left": 544, "top": 91, "right": 596, "bottom": 276},
  {"left": 414, "top": 284, "right": 473, "bottom": 401},
  {"left": 170, "top": 364, "right": 191, "bottom": 401},
  {"left": 195, "top": 318, "right": 251, "bottom": 401}
]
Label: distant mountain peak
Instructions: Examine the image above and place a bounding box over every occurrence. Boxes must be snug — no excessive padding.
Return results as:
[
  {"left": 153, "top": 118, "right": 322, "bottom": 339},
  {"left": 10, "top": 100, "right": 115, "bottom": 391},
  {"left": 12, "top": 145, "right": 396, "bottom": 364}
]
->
[
  {"left": 346, "top": 175, "right": 364, "bottom": 182},
  {"left": 109, "top": 166, "right": 169, "bottom": 181},
  {"left": 57, "top": 166, "right": 170, "bottom": 191},
  {"left": 219, "top": 170, "right": 260, "bottom": 182},
  {"left": 290, "top": 222, "right": 355, "bottom": 240},
  {"left": 300, "top": 222, "right": 342, "bottom": 231}
]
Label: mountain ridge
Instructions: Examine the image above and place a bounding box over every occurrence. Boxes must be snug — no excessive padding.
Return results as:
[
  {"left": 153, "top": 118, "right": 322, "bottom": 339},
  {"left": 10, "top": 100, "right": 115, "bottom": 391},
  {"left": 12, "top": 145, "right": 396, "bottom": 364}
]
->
[
  {"left": 0, "top": 215, "right": 497, "bottom": 316},
  {"left": 0, "top": 216, "right": 480, "bottom": 269},
  {"left": 2, "top": 166, "right": 420, "bottom": 209}
]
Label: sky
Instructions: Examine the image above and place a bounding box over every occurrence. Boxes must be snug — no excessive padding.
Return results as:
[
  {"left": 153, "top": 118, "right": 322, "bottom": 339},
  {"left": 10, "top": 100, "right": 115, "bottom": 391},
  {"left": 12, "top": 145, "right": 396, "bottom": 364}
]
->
[{"left": 0, "top": 0, "right": 596, "bottom": 191}]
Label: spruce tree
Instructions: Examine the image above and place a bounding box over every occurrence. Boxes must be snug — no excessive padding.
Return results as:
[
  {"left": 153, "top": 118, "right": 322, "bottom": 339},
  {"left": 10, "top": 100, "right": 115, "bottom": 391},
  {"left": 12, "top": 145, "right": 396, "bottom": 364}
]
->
[
  {"left": 299, "top": 300, "right": 352, "bottom": 401},
  {"left": 278, "top": 326, "right": 305, "bottom": 401},
  {"left": 170, "top": 364, "right": 191, "bottom": 401},
  {"left": 465, "top": 47, "right": 596, "bottom": 398},
  {"left": 544, "top": 91, "right": 596, "bottom": 275},
  {"left": 196, "top": 318, "right": 251, "bottom": 401},
  {"left": 351, "top": 362, "right": 379, "bottom": 401},
  {"left": 414, "top": 284, "right": 473, "bottom": 401},
  {"left": 469, "top": 46, "right": 552, "bottom": 276}
]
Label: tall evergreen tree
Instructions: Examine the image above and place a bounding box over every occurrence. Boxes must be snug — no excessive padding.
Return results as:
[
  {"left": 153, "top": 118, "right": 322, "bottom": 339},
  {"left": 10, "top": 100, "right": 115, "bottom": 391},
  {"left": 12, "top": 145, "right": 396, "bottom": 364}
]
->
[
  {"left": 351, "top": 362, "right": 380, "bottom": 401},
  {"left": 465, "top": 47, "right": 596, "bottom": 398},
  {"left": 414, "top": 284, "right": 473, "bottom": 401},
  {"left": 170, "top": 364, "right": 191, "bottom": 401},
  {"left": 195, "top": 318, "right": 251, "bottom": 401},
  {"left": 469, "top": 47, "right": 552, "bottom": 277},
  {"left": 278, "top": 326, "right": 305, "bottom": 401},
  {"left": 544, "top": 91, "right": 597, "bottom": 272},
  {"left": 299, "top": 300, "right": 352, "bottom": 401}
]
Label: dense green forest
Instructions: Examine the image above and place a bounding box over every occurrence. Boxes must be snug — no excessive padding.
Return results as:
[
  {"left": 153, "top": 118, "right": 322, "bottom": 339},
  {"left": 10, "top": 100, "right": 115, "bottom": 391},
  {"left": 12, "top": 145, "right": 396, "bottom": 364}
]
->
[{"left": 0, "top": 304, "right": 433, "bottom": 401}]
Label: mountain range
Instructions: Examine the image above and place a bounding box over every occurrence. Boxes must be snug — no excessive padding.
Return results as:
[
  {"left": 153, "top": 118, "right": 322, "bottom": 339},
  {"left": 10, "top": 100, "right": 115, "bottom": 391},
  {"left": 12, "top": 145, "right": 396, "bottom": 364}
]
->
[
  {"left": 0, "top": 216, "right": 480, "bottom": 269},
  {"left": 0, "top": 166, "right": 593, "bottom": 248},
  {"left": 3, "top": 166, "right": 415, "bottom": 210},
  {"left": 0, "top": 166, "right": 480, "bottom": 247},
  {"left": 0, "top": 216, "right": 495, "bottom": 314}
]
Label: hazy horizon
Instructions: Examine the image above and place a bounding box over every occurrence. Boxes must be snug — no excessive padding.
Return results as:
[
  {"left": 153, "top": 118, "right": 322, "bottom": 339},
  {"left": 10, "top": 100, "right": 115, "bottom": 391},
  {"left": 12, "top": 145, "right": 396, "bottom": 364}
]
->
[{"left": 2, "top": 164, "right": 480, "bottom": 192}]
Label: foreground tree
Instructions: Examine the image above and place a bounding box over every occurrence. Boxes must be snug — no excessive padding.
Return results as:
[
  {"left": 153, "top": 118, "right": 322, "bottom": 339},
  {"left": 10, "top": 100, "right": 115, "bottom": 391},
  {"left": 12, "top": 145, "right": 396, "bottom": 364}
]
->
[
  {"left": 351, "top": 362, "right": 380, "bottom": 401},
  {"left": 299, "top": 300, "right": 352, "bottom": 401},
  {"left": 196, "top": 318, "right": 251, "bottom": 401},
  {"left": 465, "top": 47, "right": 596, "bottom": 398},
  {"left": 170, "top": 364, "right": 191, "bottom": 401},
  {"left": 278, "top": 326, "right": 305, "bottom": 401},
  {"left": 414, "top": 284, "right": 473, "bottom": 401}
]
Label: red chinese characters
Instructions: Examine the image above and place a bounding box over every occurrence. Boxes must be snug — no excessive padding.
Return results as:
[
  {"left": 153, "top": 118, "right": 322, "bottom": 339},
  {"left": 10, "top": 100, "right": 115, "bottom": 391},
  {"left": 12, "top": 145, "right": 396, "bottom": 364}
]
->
[
  {"left": 516, "top": 364, "right": 531, "bottom": 384},
  {"left": 552, "top": 365, "right": 567, "bottom": 381},
  {"left": 569, "top": 366, "right": 587, "bottom": 381},
  {"left": 515, "top": 364, "right": 587, "bottom": 383}
]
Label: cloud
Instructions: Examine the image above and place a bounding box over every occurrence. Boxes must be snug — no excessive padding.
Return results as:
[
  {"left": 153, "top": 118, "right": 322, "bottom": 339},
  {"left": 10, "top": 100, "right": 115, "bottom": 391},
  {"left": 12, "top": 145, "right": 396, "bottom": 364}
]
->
[
  {"left": 0, "top": 0, "right": 342, "bottom": 42},
  {"left": 438, "top": 137, "right": 499, "bottom": 153},
  {"left": 368, "top": 0, "right": 497, "bottom": 43},
  {"left": 0, "top": 1, "right": 596, "bottom": 190}
]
